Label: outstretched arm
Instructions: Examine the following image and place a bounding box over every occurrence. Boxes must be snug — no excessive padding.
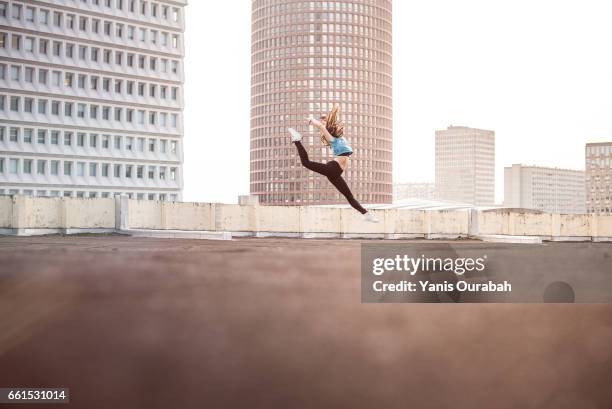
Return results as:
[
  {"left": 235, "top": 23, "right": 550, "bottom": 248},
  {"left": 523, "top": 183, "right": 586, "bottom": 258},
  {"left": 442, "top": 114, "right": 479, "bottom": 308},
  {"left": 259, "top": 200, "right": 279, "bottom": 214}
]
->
[{"left": 308, "top": 118, "right": 333, "bottom": 144}]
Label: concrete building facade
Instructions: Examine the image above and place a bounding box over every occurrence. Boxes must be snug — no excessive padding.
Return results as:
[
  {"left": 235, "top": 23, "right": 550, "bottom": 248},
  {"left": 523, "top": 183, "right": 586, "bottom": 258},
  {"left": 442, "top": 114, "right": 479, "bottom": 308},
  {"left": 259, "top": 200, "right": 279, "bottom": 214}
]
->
[
  {"left": 435, "top": 126, "right": 495, "bottom": 206},
  {"left": 0, "top": 0, "right": 186, "bottom": 200},
  {"left": 504, "top": 164, "right": 586, "bottom": 214},
  {"left": 586, "top": 142, "right": 612, "bottom": 214},
  {"left": 250, "top": 0, "right": 393, "bottom": 206},
  {"left": 393, "top": 182, "right": 435, "bottom": 201}
]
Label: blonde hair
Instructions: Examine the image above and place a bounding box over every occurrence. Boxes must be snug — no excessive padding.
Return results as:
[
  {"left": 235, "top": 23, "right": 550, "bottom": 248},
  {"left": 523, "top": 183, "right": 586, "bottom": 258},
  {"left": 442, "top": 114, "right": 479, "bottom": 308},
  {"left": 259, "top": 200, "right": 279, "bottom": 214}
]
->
[{"left": 320, "top": 104, "right": 344, "bottom": 146}]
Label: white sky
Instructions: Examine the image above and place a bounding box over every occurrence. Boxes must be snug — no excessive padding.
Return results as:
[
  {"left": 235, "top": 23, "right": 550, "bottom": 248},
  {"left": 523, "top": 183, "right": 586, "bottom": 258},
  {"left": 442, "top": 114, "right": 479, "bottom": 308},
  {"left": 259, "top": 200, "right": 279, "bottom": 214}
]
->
[{"left": 183, "top": 0, "right": 612, "bottom": 204}]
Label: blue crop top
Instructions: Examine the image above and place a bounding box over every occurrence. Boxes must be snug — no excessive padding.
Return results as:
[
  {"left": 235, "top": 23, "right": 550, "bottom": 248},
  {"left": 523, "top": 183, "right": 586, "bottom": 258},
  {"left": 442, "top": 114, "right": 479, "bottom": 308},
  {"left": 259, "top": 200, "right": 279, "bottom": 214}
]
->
[{"left": 329, "top": 137, "right": 353, "bottom": 156}]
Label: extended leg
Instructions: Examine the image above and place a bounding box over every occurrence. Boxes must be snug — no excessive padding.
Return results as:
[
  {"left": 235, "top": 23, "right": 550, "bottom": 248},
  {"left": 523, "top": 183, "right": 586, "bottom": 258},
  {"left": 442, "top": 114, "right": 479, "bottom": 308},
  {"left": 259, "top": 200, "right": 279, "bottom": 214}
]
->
[
  {"left": 294, "top": 141, "right": 330, "bottom": 176},
  {"left": 327, "top": 174, "right": 368, "bottom": 214}
]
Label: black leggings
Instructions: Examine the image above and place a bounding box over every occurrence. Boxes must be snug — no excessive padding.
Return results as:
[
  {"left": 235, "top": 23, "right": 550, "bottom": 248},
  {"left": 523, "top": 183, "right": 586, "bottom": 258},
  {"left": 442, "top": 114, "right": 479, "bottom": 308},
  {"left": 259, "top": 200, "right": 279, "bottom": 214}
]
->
[{"left": 294, "top": 141, "right": 367, "bottom": 214}]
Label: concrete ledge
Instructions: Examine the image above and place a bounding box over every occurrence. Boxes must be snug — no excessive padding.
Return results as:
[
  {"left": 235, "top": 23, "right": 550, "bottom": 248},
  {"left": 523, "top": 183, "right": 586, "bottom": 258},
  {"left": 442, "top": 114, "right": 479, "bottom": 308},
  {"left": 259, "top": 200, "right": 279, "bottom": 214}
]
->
[
  {"left": 384, "top": 233, "right": 426, "bottom": 240},
  {"left": 255, "top": 232, "right": 300, "bottom": 238},
  {"left": 547, "top": 236, "right": 592, "bottom": 242},
  {"left": 301, "top": 232, "right": 341, "bottom": 239},
  {"left": 123, "top": 229, "right": 232, "bottom": 241},
  {"left": 340, "top": 233, "right": 386, "bottom": 239},
  {"left": 477, "top": 235, "right": 543, "bottom": 244},
  {"left": 593, "top": 237, "right": 612, "bottom": 243}
]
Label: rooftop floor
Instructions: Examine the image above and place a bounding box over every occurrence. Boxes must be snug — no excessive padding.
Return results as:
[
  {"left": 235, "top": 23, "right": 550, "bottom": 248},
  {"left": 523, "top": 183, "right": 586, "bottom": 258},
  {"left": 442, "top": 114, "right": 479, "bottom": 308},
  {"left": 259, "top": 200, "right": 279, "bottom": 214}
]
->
[{"left": 0, "top": 236, "right": 611, "bottom": 408}]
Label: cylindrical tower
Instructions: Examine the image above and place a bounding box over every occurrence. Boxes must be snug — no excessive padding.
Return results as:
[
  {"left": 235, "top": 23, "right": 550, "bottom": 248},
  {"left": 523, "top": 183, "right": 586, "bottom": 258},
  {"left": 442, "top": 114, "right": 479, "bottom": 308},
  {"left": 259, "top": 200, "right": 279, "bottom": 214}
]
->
[{"left": 250, "top": 0, "right": 392, "bottom": 206}]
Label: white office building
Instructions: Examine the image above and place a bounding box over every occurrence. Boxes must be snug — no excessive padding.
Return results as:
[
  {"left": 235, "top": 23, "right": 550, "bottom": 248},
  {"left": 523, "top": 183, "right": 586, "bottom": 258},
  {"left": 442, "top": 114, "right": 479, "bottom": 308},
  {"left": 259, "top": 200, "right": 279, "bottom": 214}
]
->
[
  {"left": 393, "top": 182, "right": 436, "bottom": 201},
  {"left": 435, "top": 126, "right": 495, "bottom": 206},
  {"left": 504, "top": 164, "right": 586, "bottom": 214},
  {"left": 0, "top": 0, "right": 185, "bottom": 200}
]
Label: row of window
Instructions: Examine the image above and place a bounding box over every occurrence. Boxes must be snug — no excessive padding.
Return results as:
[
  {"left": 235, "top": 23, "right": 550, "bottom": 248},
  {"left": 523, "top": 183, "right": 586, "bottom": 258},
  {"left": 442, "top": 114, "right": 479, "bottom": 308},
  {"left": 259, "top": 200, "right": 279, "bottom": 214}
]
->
[
  {"left": 1, "top": 95, "right": 180, "bottom": 128},
  {"left": 0, "top": 189, "right": 178, "bottom": 201},
  {"left": 253, "top": 1, "right": 390, "bottom": 19},
  {"left": 1, "top": 0, "right": 182, "bottom": 26},
  {"left": 1, "top": 33, "right": 181, "bottom": 77},
  {"left": 0, "top": 156, "right": 179, "bottom": 181},
  {"left": 1, "top": 63, "right": 180, "bottom": 102},
  {"left": 0, "top": 126, "right": 179, "bottom": 156}
]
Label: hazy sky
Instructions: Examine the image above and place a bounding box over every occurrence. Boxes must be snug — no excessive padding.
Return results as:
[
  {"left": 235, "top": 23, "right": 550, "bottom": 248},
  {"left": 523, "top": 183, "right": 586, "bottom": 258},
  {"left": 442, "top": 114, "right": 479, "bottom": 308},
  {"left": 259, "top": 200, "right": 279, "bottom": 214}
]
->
[{"left": 183, "top": 0, "right": 612, "bottom": 204}]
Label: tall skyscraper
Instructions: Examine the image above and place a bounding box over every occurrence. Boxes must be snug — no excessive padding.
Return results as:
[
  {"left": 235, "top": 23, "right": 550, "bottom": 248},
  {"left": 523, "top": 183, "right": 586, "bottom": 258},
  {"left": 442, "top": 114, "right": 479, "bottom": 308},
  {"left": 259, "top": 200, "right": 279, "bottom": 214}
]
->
[
  {"left": 586, "top": 142, "right": 612, "bottom": 214},
  {"left": 435, "top": 126, "right": 495, "bottom": 206},
  {"left": 0, "top": 0, "right": 185, "bottom": 200},
  {"left": 250, "top": 0, "right": 393, "bottom": 206},
  {"left": 504, "top": 164, "right": 585, "bottom": 214}
]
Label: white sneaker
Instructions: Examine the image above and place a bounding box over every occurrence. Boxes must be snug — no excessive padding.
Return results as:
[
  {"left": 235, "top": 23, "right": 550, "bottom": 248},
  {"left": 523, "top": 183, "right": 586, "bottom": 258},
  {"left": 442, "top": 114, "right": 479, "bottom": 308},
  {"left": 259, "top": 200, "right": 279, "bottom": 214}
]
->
[
  {"left": 288, "top": 128, "right": 302, "bottom": 142},
  {"left": 363, "top": 212, "right": 380, "bottom": 223}
]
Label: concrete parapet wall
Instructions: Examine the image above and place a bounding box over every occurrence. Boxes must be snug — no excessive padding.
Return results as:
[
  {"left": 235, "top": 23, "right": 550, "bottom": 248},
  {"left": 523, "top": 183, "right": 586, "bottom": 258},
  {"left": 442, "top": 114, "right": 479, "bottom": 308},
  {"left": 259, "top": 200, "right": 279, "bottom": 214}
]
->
[{"left": 0, "top": 196, "right": 611, "bottom": 241}]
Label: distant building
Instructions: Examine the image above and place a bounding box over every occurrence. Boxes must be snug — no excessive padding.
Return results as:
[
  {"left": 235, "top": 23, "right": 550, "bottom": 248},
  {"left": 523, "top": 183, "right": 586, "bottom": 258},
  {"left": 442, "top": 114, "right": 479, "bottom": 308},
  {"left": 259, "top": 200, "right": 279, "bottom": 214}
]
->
[
  {"left": 586, "top": 142, "right": 612, "bottom": 214},
  {"left": 435, "top": 126, "right": 495, "bottom": 206},
  {"left": 393, "top": 182, "right": 435, "bottom": 201},
  {"left": 504, "top": 164, "right": 585, "bottom": 214}
]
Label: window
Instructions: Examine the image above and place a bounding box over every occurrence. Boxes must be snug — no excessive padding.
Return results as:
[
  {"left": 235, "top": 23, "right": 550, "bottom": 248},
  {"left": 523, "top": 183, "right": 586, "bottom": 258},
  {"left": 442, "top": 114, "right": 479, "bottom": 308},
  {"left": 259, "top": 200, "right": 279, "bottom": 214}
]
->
[
  {"left": 77, "top": 162, "right": 85, "bottom": 177},
  {"left": 53, "top": 41, "right": 61, "bottom": 56},
  {"left": 149, "top": 139, "right": 155, "bottom": 152},
  {"left": 77, "top": 104, "right": 86, "bottom": 118},
  {"left": 38, "top": 99, "right": 47, "bottom": 114},
  {"left": 102, "top": 164, "right": 109, "bottom": 177},
  {"left": 65, "top": 72, "right": 73, "bottom": 87},
  {"left": 37, "top": 129, "right": 46, "bottom": 144},
  {"left": 104, "top": 21, "right": 111, "bottom": 36},
  {"left": 25, "top": 6, "right": 34, "bottom": 22},
  {"left": 38, "top": 39, "right": 48, "bottom": 55},
  {"left": 137, "top": 166, "right": 143, "bottom": 178},
  {"left": 24, "top": 66, "right": 34, "bottom": 82},
  {"left": 66, "top": 14, "right": 75, "bottom": 30},
  {"left": 39, "top": 9, "right": 49, "bottom": 24},
  {"left": 126, "top": 137, "right": 133, "bottom": 150},
  {"left": 114, "top": 107, "right": 121, "bottom": 121},
  {"left": 51, "top": 101, "right": 60, "bottom": 115},
  {"left": 160, "top": 86, "right": 167, "bottom": 99},
  {"left": 65, "top": 43, "right": 74, "bottom": 58},
  {"left": 90, "top": 134, "right": 98, "bottom": 147},
  {"left": 0, "top": 2, "right": 7, "bottom": 18},
  {"left": 11, "top": 34, "right": 20, "bottom": 50},
  {"left": 79, "top": 45, "right": 87, "bottom": 60},
  {"left": 38, "top": 69, "right": 47, "bottom": 84},
  {"left": 115, "top": 79, "right": 122, "bottom": 93},
  {"left": 64, "top": 132, "right": 72, "bottom": 146},
  {"left": 79, "top": 16, "right": 87, "bottom": 31},
  {"left": 172, "top": 61, "right": 178, "bottom": 74},
  {"left": 114, "top": 164, "right": 121, "bottom": 178},
  {"left": 90, "top": 76, "right": 99, "bottom": 90},
  {"left": 171, "top": 87, "right": 178, "bottom": 100},
  {"left": 51, "top": 160, "right": 59, "bottom": 175},
  {"left": 53, "top": 11, "right": 61, "bottom": 27},
  {"left": 24, "top": 97, "right": 33, "bottom": 113},
  {"left": 102, "top": 106, "right": 110, "bottom": 120},
  {"left": 11, "top": 3, "right": 21, "bottom": 19},
  {"left": 160, "top": 139, "right": 167, "bottom": 153},
  {"left": 78, "top": 74, "right": 86, "bottom": 89},
  {"left": 127, "top": 53, "right": 134, "bottom": 67},
  {"left": 127, "top": 26, "right": 135, "bottom": 40},
  {"left": 92, "top": 19, "right": 100, "bottom": 33},
  {"left": 115, "top": 23, "right": 123, "bottom": 38},
  {"left": 23, "top": 159, "right": 32, "bottom": 174},
  {"left": 9, "top": 159, "right": 18, "bottom": 174},
  {"left": 51, "top": 131, "right": 59, "bottom": 145},
  {"left": 172, "top": 7, "right": 179, "bottom": 22},
  {"left": 23, "top": 128, "right": 32, "bottom": 143},
  {"left": 0, "top": 33, "right": 5, "bottom": 49},
  {"left": 24, "top": 37, "right": 34, "bottom": 52},
  {"left": 90, "top": 163, "right": 97, "bottom": 177},
  {"left": 148, "top": 166, "right": 155, "bottom": 179},
  {"left": 171, "top": 114, "right": 178, "bottom": 128},
  {"left": 10, "top": 96, "right": 19, "bottom": 112},
  {"left": 103, "top": 78, "right": 110, "bottom": 92},
  {"left": 102, "top": 135, "right": 110, "bottom": 148},
  {"left": 10, "top": 65, "right": 19, "bottom": 81},
  {"left": 114, "top": 135, "right": 121, "bottom": 149},
  {"left": 139, "top": 28, "right": 145, "bottom": 42},
  {"left": 64, "top": 102, "right": 73, "bottom": 117},
  {"left": 64, "top": 161, "right": 72, "bottom": 176},
  {"left": 125, "top": 165, "right": 132, "bottom": 178},
  {"left": 172, "top": 34, "right": 179, "bottom": 48},
  {"left": 149, "top": 112, "right": 156, "bottom": 125},
  {"left": 37, "top": 160, "right": 46, "bottom": 175}
]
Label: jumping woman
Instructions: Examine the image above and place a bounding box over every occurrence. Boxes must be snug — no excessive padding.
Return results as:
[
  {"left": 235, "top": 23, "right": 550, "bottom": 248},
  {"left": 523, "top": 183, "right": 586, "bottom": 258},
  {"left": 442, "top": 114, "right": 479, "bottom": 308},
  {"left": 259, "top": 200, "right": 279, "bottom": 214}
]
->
[{"left": 288, "top": 105, "right": 379, "bottom": 223}]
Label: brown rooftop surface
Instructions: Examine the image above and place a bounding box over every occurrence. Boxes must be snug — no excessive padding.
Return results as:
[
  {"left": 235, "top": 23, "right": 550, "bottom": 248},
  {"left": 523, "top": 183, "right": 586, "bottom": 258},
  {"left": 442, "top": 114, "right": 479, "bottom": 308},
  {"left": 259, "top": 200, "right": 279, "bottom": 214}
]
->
[{"left": 0, "top": 236, "right": 611, "bottom": 408}]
